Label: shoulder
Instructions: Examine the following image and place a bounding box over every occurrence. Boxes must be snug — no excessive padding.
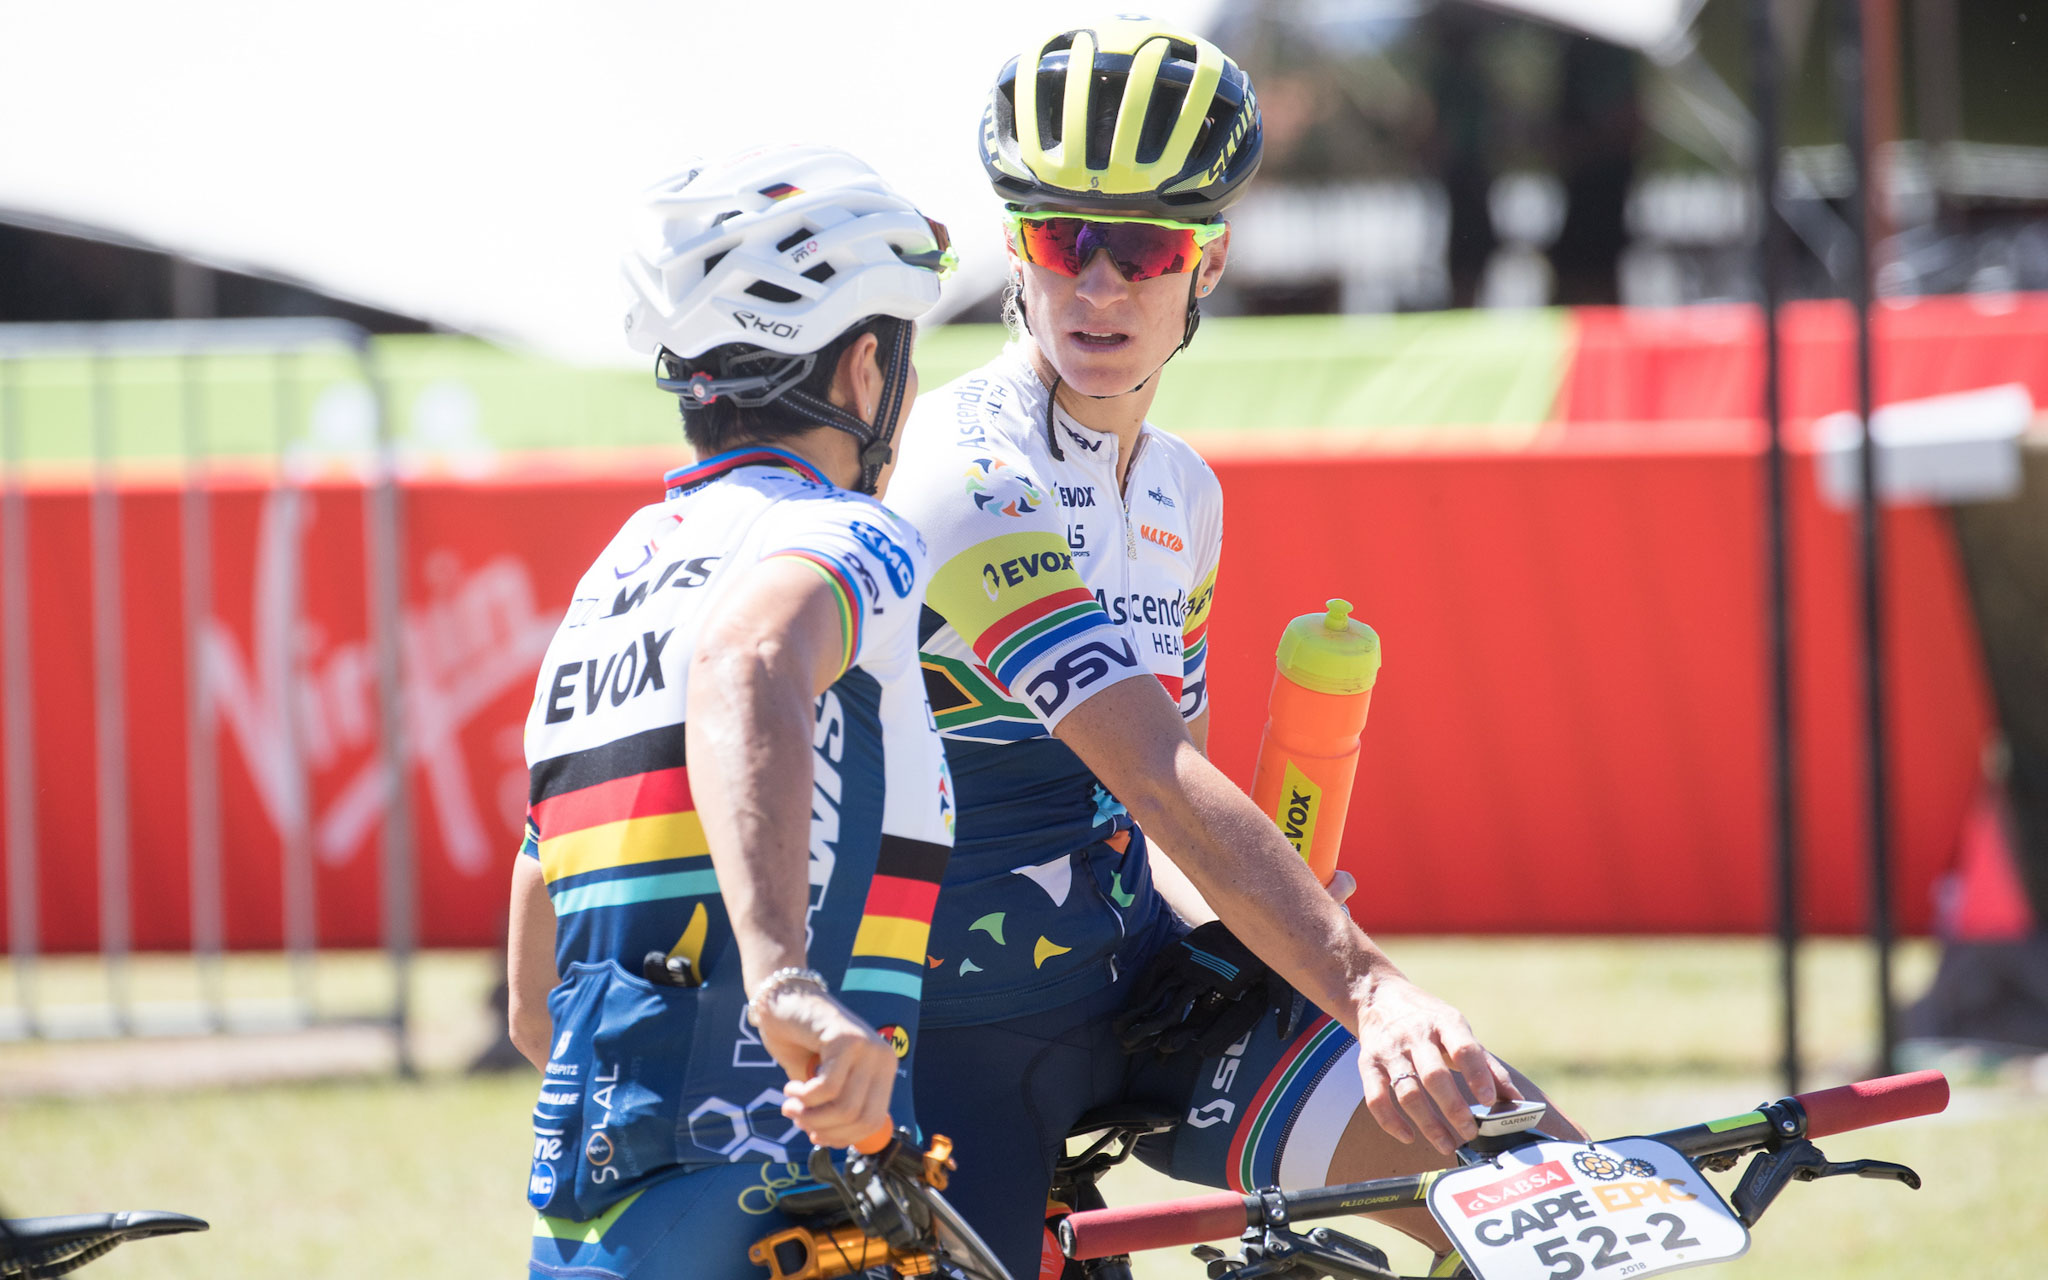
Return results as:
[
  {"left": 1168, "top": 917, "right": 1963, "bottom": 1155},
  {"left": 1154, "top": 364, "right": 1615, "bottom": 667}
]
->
[
  {"left": 903, "top": 350, "right": 1046, "bottom": 459},
  {"left": 893, "top": 354, "right": 1061, "bottom": 548},
  {"left": 1136, "top": 425, "right": 1224, "bottom": 528}
]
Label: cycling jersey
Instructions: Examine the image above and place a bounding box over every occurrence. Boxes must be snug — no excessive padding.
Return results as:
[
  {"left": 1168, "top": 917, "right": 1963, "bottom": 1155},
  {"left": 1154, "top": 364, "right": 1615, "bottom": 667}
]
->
[
  {"left": 519, "top": 446, "right": 952, "bottom": 1223},
  {"left": 887, "top": 349, "right": 1222, "bottom": 1026}
]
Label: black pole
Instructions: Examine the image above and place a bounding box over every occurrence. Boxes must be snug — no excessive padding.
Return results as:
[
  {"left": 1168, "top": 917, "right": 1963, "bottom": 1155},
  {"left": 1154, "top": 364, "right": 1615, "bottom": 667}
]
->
[
  {"left": 1750, "top": 0, "right": 1800, "bottom": 1097},
  {"left": 1833, "top": 0, "right": 1897, "bottom": 1074}
]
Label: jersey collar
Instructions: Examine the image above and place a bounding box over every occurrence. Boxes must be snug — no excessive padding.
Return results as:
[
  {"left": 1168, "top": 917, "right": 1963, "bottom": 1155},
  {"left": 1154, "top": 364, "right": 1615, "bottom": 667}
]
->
[{"left": 663, "top": 446, "right": 830, "bottom": 499}]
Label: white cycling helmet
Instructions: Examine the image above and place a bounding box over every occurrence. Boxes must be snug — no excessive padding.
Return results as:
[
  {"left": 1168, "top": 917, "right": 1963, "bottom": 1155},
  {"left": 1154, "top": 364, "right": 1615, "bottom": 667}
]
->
[{"left": 621, "top": 145, "right": 952, "bottom": 492}]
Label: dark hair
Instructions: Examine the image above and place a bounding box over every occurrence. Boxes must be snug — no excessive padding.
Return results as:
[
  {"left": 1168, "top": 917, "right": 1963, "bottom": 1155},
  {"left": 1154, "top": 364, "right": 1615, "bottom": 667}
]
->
[{"left": 666, "top": 318, "right": 891, "bottom": 454}]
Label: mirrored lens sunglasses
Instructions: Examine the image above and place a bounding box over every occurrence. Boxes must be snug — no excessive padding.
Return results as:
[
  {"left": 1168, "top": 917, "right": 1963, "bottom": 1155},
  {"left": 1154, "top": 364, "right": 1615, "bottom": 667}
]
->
[{"left": 1004, "top": 212, "right": 1226, "bottom": 283}]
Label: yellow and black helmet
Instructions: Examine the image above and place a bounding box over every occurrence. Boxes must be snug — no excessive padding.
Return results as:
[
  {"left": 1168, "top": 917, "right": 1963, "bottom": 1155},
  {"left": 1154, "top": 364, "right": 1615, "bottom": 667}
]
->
[{"left": 979, "top": 16, "right": 1262, "bottom": 220}]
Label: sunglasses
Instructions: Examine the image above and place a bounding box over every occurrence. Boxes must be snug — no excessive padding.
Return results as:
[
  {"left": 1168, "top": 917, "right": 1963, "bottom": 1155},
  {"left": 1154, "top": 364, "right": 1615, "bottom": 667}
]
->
[
  {"left": 1004, "top": 211, "right": 1226, "bottom": 283},
  {"left": 900, "top": 214, "right": 959, "bottom": 280}
]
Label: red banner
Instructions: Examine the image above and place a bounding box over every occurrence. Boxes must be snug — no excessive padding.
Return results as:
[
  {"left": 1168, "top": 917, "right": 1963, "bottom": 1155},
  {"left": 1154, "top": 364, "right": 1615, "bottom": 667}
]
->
[{"left": 0, "top": 440, "right": 1990, "bottom": 949}]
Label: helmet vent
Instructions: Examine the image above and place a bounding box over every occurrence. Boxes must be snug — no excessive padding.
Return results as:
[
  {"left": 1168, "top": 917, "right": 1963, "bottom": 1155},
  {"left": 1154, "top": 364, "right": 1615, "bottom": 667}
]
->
[
  {"left": 1036, "top": 61, "right": 1069, "bottom": 148},
  {"left": 703, "top": 248, "right": 730, "bottom": 278},
  {"left": 1135, "top": 70, "right": 1191, "bottom": 166},
  {"left": 1085, "top": 71, "right": 1121, "bottom": 171},
  {"left": 744, "top": 280, "right": 803, "bottom": 304},
  {"left": 801, "top": 263, "right": 835, "bottom": 284},
  {"left": 775, "top": 227, "right": 814, "bottom": 253}
]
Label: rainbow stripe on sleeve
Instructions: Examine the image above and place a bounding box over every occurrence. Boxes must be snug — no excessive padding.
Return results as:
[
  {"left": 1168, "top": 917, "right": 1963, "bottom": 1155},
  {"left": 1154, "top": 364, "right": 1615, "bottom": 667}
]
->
[
  {"left": 1183, "top": 563, "right": 1217, "bottom": 681},
  {"left": 766, "top": 550, "right": 865, "bottom": 677},
  {"left": 926, "top": 531, "right": 1113, "bottom": 695}
]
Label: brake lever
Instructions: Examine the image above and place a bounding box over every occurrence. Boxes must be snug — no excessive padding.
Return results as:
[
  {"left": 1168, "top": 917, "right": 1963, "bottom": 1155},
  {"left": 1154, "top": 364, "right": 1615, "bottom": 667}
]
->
[{"left": 1731, "top": 1139, "right": 1923, "bottom": 1226}]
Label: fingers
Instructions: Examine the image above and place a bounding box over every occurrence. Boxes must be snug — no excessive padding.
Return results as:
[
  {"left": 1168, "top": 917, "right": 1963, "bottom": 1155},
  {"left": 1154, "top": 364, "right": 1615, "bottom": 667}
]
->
[
  {"left": 1439, "top": 1021, "right": 1499, "bottom": 1108},
  {"left": 1324, "top": 870, "right": 1357, "bottom": 905},
  {"left": 1358, "top": 1058, "right": 1418, "bottom": 1147},
  {"left": 782, "top": 1030, "right": 895, "bottom": 1147},
  {"left": 1354, "top": 994, "right": 1501, "bottom": 1156}
]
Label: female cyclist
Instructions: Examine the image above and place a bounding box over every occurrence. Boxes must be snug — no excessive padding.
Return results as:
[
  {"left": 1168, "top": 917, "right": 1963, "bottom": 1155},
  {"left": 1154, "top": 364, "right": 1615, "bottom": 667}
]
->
[
  {"left": 886, "top": 19, "right": 1576, "bottom": 1279},
  {"left": 512, "top": 145, "right": 956, "bottom": 1278}
]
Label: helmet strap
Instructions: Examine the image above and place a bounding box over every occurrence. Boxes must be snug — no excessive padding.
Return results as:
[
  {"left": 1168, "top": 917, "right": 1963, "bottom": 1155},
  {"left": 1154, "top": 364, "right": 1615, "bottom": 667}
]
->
[{"left": 780, "top": 317, "right": 912, "bottom": 496}]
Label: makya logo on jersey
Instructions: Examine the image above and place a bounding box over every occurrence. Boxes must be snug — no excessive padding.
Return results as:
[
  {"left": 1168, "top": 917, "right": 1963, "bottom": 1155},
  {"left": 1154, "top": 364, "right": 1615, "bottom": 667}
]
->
[
  {"left": 1023, "top": 637, "right": 1138, "bottom": 716},
  {"left": 849, "top": 520, "right": 914, "bottom": 598},
  {"left": 1140, "top": 524, "right": 1184, "bottom": 553},
  {"left": 963, "top": 456, "right": 1047, "bottom": 518}
]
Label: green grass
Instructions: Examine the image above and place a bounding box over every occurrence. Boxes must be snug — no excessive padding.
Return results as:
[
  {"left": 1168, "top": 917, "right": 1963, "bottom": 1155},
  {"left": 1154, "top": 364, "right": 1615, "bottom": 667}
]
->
[
  {"left": 2, "top": 313, "right": 1575, "bottom": 475},
  {"left": 1, "top": 939, "right": 2037, "bottom": 1279}
]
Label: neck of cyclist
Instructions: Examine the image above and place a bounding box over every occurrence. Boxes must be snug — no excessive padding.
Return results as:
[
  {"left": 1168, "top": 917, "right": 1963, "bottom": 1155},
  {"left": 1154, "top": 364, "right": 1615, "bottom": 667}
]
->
[
  {"left": 1023, "top": 339, "right": 1156, "bottom": 490},
  {"left": 710, "top": 425, "right": 868, "bottom": 491}
]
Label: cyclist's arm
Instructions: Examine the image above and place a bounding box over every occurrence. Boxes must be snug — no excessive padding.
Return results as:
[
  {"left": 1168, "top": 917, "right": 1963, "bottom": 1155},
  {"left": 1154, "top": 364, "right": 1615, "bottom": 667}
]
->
[
  {"left": 507, "top": 851, "right": 557, "bottom": 1071},
  {"left": 687, "top": 555, "right": 898, "bottom": 1147},
  {"left": 1056, "top": 677, "right": 1507, "bottom": 1154},
  {"left": 1145, "top": 709, "right": 1218, "bottom": 927}
]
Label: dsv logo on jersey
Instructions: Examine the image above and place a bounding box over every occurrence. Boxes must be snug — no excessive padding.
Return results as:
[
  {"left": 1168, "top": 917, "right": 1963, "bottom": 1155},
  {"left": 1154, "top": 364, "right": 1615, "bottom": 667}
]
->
[{"left": 1023, "top": 638, "right": 1138, "bottom": 716}]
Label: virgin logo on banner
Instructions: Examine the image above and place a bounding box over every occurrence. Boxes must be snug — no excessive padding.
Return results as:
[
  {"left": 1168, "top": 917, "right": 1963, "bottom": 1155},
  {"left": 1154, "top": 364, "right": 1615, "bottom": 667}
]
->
[
  {"left": 0, "top": 478, "right": 630, "bottom": 952},
  {"left": 205, "top": 490, "right": 554, "bottom": 880}
]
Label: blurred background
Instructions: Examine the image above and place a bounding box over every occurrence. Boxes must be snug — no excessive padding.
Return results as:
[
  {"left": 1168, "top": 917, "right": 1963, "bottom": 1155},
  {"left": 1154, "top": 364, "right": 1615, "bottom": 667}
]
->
[{"left": 3, "top": 1, "right": 2046, "bottom": 1277}]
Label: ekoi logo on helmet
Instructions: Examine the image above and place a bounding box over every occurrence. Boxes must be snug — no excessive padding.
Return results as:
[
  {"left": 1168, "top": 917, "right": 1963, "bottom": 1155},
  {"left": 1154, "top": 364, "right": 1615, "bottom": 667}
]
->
[{"left": 963, "top": 456, "right": 1046, "bottom": 517}]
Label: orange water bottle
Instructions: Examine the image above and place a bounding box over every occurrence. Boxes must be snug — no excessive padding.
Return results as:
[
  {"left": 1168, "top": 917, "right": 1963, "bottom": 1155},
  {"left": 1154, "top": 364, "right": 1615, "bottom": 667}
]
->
[{"left": 1248, "top": 599, "right": 1382, "bottom": 886}]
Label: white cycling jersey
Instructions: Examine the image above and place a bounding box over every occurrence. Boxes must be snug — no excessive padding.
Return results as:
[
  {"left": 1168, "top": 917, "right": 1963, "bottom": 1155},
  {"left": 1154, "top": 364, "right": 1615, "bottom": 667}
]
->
[
  {"left": 886, "top": 347, "right": 1221, "bottom": 1023},
  {"left": 519, "top": 446, "right": 953, "bottom": 1216}
]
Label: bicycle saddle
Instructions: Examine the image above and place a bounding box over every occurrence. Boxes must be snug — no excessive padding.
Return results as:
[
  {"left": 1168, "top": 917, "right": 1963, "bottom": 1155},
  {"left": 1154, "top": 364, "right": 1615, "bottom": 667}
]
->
[
  {"left": 0, "top": 1210, "right": 208, "bottom": 1277},
  {"left": 1067, "top": 1104, "right": 1179, "bottom": 1139}
]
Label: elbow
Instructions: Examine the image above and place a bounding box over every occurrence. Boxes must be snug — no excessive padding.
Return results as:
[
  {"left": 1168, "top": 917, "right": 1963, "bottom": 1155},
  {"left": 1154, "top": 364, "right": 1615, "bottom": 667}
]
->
[{"left": 508, "top": 999, "right": 552, "bottom": 1072}]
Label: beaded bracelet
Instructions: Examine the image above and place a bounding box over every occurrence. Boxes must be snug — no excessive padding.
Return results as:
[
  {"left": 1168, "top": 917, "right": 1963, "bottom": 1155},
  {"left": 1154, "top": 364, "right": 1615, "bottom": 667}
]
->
[{"left": 745, "top": 967, "right": 829, "bottom": 1025}]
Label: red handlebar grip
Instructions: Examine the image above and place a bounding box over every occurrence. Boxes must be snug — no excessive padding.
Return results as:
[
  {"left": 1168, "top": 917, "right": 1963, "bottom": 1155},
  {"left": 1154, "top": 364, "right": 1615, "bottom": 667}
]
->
[
  {"left": 1797, "top": 1070, "right": 1949, "bottom": 1139},
  {"left": 1062, "top": 1192, "right": 1252, "bottom": 1260}
]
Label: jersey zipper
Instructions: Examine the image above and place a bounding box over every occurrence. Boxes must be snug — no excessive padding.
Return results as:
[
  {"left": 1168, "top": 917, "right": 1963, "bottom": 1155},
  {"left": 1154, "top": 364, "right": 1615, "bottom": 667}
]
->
[{"left": 1118, "top": 432, "right": 1149, "bottom": 561}]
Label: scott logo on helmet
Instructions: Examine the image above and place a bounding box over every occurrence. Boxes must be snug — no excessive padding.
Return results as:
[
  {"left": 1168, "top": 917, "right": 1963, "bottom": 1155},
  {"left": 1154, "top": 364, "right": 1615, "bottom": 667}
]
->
[{"left": 731, "top": 310, "right": 802, "bottom": 340}]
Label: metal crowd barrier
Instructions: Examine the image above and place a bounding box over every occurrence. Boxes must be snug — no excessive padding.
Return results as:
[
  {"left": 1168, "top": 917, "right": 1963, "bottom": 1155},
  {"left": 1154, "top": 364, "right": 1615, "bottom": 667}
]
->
[{"left": 0, "top": 319, "right": 415, "bottom": 1073}]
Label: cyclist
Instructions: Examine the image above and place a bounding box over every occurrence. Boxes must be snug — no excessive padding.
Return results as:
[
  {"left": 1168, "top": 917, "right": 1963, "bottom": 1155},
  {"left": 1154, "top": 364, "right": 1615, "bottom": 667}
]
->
[
  {"left": 507, "top": 145, "right": 957, "bottom": 1278},
  {"left": 886, "top": 19, "right": 1577, "bottom": 1277}
]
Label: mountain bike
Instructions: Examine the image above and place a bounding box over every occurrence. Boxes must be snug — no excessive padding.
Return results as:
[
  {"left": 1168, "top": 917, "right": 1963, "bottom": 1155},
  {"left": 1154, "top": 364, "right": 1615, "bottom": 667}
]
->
[
  {"left": 0, "top": 1211, "right": 208, "bottom": 1278},
  {"left": 745, "top": 1070, "right": 1946, "bottom": 1280}
]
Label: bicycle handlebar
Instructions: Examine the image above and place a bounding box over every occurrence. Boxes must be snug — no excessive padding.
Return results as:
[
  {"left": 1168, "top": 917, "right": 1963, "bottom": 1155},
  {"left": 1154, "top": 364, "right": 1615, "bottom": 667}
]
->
[
  {"left": 1060, "top": 1071, "right": 1949, "bottom": 1261},
  {"left": 1795, "top": 1068, "right": 1947, "bottom": 1139}
]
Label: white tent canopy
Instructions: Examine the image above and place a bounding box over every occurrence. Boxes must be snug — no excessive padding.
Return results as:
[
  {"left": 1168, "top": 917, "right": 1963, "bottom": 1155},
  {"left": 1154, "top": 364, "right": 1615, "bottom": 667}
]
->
[
  {"left": 0, "top": 1, "right": 1219, "bottom": 364},
  {"left": 1475, "top": 0, "right": 1697, "bottom": 55}
]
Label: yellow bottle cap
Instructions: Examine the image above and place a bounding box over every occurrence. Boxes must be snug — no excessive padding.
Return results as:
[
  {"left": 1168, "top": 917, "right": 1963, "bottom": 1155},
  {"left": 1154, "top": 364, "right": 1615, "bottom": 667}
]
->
[{"left": 1274, "top": 598, "right": 1381, "bottom": 695}]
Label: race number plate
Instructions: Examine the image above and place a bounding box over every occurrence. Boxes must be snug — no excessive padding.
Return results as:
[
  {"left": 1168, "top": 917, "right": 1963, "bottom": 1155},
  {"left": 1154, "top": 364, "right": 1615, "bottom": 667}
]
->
[{"left": 1426, "top": 1138, "right": 1748, "bottom": 1280}]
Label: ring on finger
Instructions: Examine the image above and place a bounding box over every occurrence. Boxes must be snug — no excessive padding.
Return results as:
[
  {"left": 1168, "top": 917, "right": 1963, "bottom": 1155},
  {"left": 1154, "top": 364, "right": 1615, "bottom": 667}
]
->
[{"left": 1388, "top": 1070, "right": 1420, "bottom": 1086}]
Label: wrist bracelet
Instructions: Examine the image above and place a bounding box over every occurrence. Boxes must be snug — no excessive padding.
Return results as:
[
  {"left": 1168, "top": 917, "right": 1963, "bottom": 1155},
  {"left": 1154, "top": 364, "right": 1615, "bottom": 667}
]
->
[{"left": 746, "top": 967, "right": 829, "bottom": 1025}]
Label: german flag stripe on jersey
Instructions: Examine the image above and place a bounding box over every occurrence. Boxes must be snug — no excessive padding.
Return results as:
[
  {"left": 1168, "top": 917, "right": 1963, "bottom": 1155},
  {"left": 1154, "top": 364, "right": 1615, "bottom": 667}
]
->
[
  {"left": 768, "top": 549, "right": 863, "bottom": 676},
  {"left": 530, "top": 723, "right": 688, "bottom": 805},
  {"left": 843, "top": 834, "right": 949, "bottom": 1001},
  {"left": 528, "top": 724, "right": 715, "bottom": 912}
]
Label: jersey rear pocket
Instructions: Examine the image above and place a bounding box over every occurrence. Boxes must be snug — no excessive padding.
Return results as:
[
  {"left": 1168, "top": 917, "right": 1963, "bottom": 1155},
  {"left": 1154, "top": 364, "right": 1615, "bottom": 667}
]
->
[{"left": 528, "top": 960, "right": 699, "bottom": 1221}]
